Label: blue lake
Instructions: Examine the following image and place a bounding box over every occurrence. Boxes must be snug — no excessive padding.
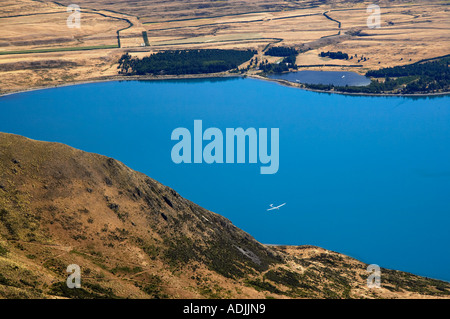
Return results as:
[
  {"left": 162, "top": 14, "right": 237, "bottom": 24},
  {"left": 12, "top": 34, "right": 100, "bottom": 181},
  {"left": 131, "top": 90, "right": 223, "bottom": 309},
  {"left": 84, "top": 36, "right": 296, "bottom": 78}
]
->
[
  {"left": 268, "top": 70, "right": 371, "bottom": 86},
  {"left": 1, "top": 77, "right": 449, "bottom": 281}
]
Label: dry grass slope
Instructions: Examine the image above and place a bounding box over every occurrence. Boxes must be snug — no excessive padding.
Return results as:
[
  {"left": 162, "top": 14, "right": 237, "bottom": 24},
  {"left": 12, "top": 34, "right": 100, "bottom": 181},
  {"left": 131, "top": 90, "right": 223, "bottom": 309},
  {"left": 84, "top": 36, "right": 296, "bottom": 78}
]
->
[{"left": 0, "top": 132, "right": 449, "bottom": 299}]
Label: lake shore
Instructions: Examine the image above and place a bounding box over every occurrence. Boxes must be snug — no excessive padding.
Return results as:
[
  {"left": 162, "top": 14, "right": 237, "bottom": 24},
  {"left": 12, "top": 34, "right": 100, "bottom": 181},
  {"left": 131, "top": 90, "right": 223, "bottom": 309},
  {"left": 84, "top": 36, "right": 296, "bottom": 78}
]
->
[
  {"left": 1, "top": 72, "right": 449, "bottom": 98},
  {"left": 2, "top": 78, "right": 449, "bottom": 283},
  {"left": 249, "top": 74, "right": 450, "bottom": 97}
]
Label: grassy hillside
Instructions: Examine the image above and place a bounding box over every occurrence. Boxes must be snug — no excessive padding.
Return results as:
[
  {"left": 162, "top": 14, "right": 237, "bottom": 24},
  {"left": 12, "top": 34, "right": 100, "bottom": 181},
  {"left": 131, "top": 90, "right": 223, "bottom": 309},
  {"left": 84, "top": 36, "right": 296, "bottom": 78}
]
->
[{"left": 0, "top": 132, "right": 449, "bottom": 299}]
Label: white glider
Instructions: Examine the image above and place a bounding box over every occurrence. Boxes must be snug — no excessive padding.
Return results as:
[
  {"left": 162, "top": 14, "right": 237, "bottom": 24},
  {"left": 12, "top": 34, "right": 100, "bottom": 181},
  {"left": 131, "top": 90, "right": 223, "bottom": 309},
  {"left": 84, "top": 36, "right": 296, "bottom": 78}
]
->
[{"left": 267, "top": 203, "right": 286, "bottom": 211}]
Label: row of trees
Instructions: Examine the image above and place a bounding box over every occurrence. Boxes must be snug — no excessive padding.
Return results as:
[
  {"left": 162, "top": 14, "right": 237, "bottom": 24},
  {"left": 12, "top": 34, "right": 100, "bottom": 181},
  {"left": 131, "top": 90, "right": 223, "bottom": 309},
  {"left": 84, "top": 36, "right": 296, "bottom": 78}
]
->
[
  {"left": 118, "top": 49, "right": 256, "bottom": 75},
  {"left": 303, "top": 56, "right": 449, "bottom": 94},
  {"left": 367, "top": 56, "right": 450, "bottom": 78},
  {"left": 319, "top": 51, "right": 349, "bottom": 60},
  {"left": 259, "top": 60, "right": 289, "bottom": 73}
]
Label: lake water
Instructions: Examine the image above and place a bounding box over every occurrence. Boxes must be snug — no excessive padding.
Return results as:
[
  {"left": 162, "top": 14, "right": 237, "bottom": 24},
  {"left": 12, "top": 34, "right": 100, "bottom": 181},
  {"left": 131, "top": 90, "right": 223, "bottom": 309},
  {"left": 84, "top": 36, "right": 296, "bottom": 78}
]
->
[
  {"left": 268, "top": 70, "right": 371, "bottom": 86},
  {"left": 1, "top": 77, "right": 449, "bottom": 281}
]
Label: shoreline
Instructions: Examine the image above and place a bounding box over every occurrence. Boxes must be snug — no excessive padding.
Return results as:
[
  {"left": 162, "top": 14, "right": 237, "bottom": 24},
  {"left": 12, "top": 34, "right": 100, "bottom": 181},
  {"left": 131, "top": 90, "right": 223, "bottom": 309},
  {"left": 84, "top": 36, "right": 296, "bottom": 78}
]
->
[
  {"left": 1, "top": 72, "right": 449, "bottom": 98},
  {"left": 249, "top": 74, "right": 450, "bottom": 97}
]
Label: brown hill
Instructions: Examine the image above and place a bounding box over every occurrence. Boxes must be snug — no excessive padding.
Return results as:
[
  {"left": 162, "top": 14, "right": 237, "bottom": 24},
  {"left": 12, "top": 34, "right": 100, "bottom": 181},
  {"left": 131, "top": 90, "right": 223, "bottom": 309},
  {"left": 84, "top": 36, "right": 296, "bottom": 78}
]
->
[{"left": 0, "top": 132, "right": 448, "bottom": 299}]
